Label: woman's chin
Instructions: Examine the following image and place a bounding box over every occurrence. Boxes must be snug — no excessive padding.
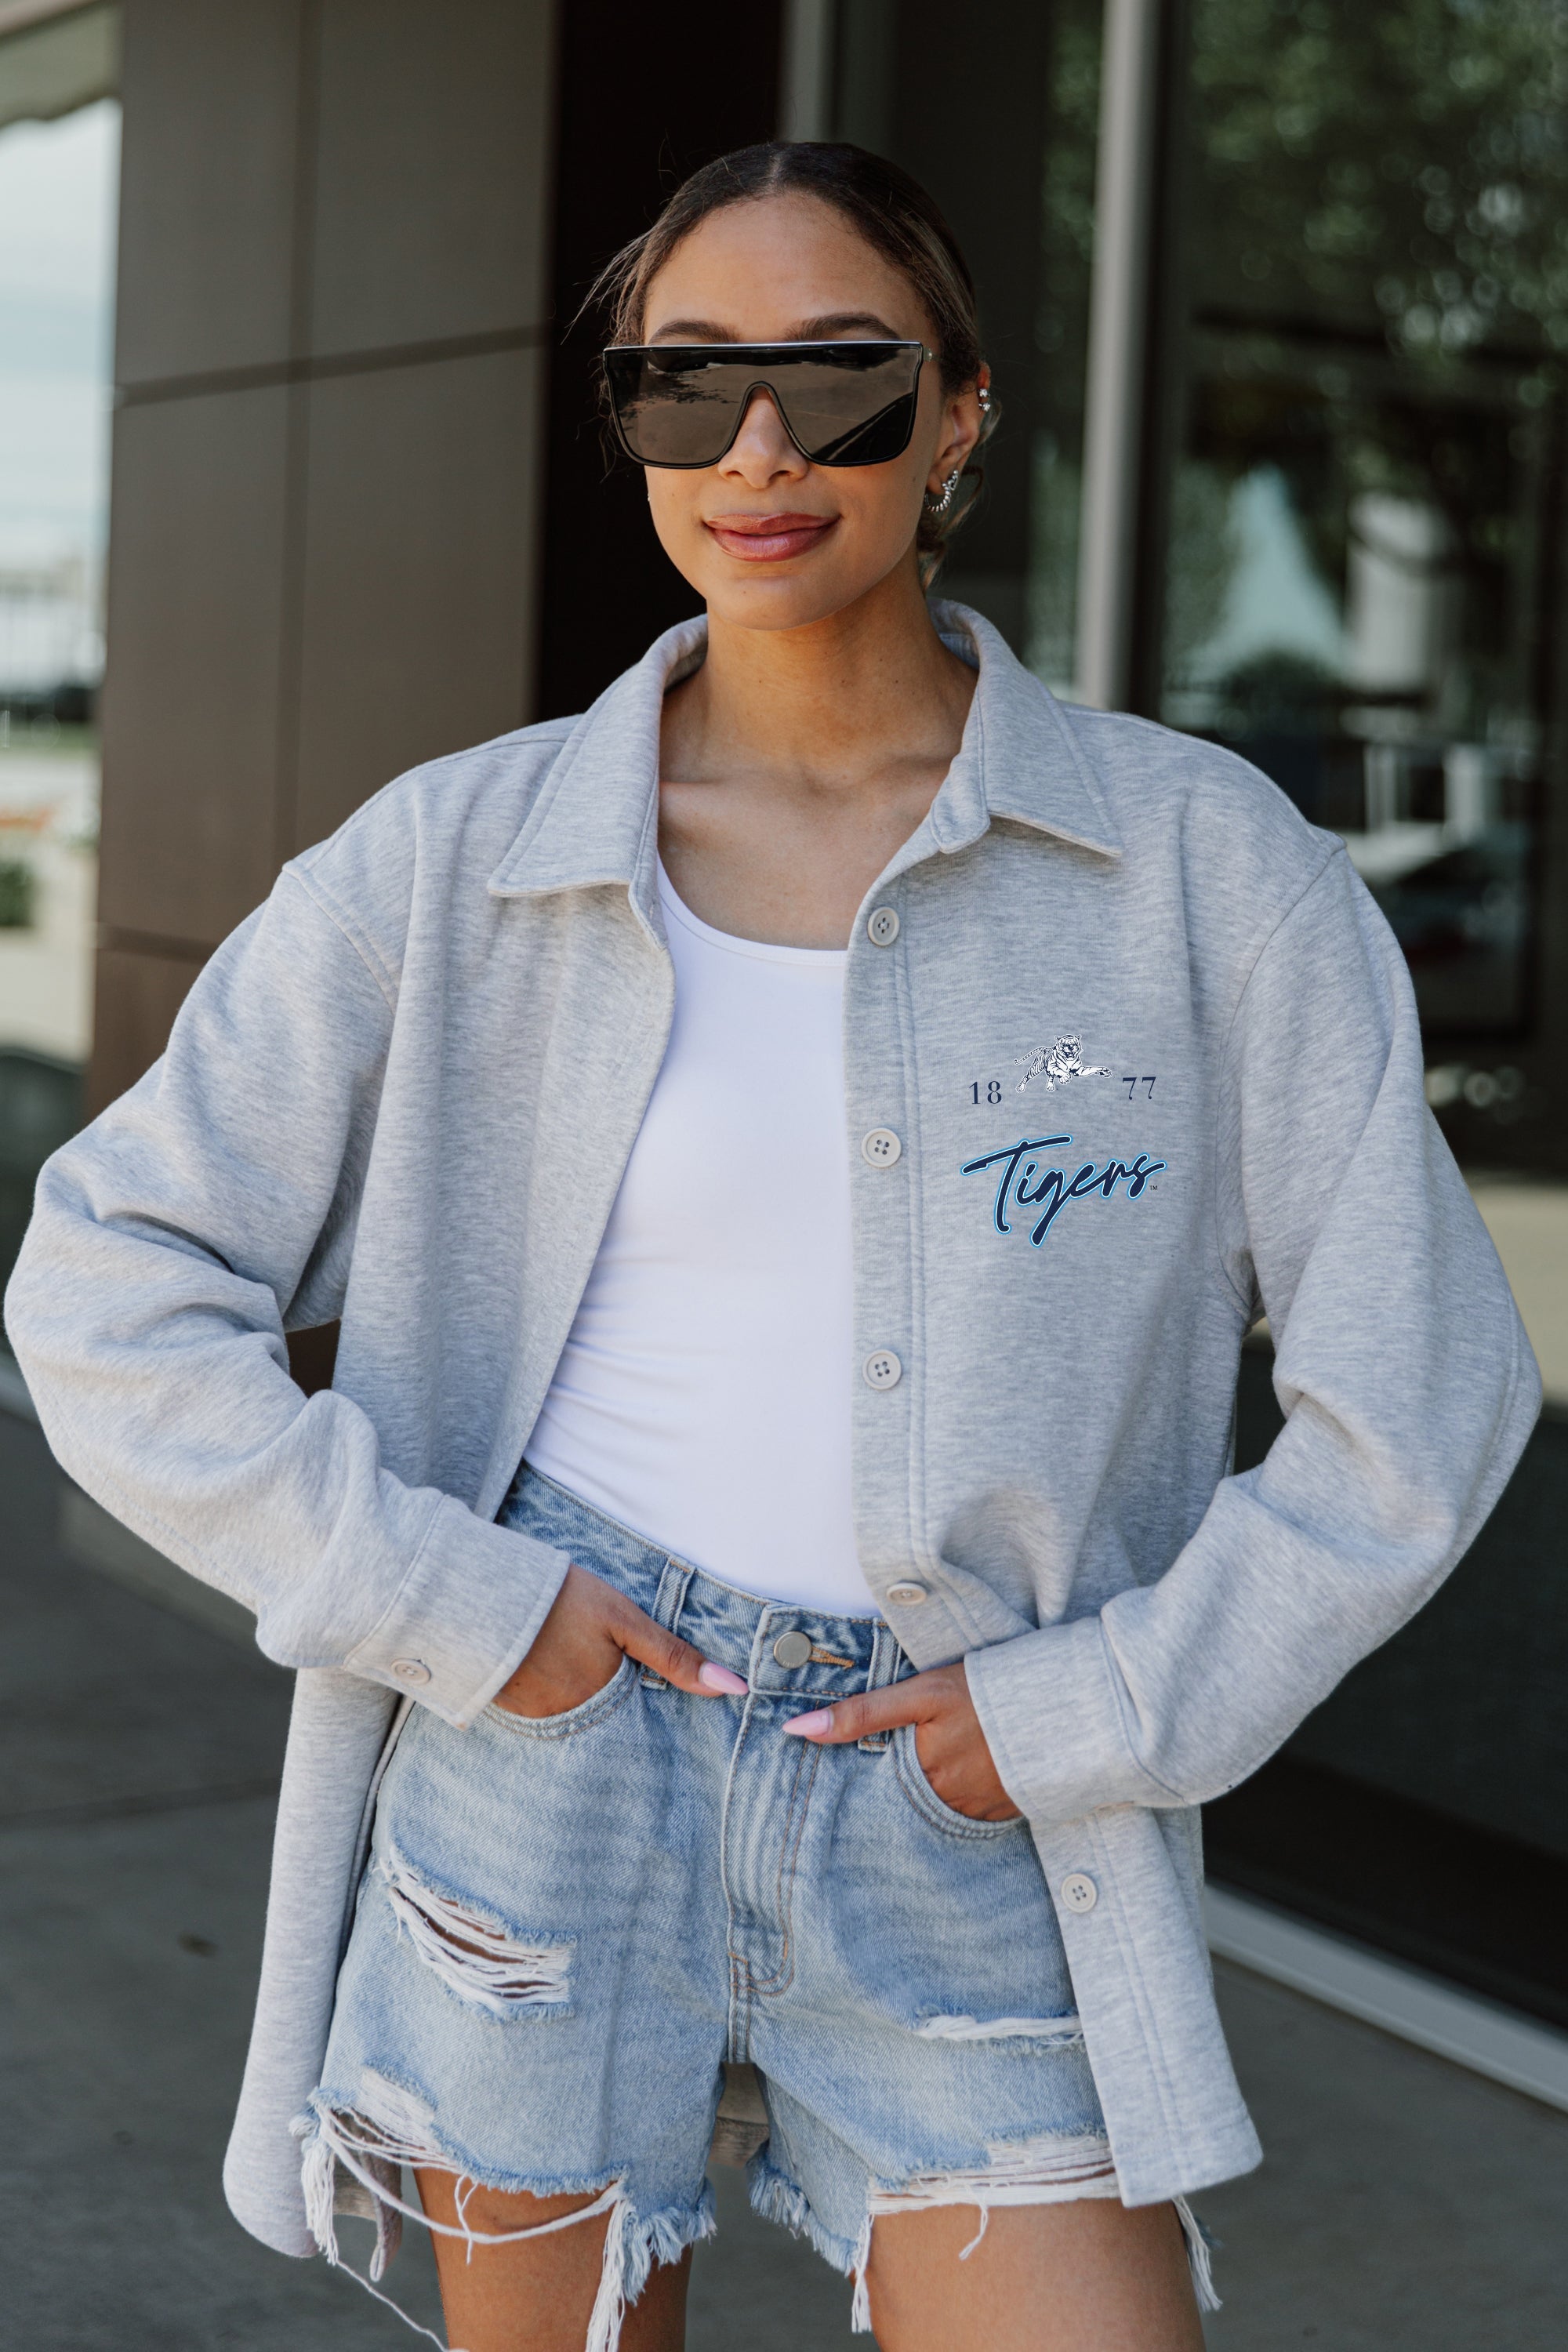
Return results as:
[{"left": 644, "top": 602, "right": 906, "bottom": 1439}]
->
[{"left": 695, "top": 554, "right": 913, "bottom": 635}]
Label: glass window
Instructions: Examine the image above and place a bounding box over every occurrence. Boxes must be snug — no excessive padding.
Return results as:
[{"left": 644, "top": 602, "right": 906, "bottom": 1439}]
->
[
  {"left": 1164, "top": 0, "right": 1568, "bottom": 1045},
  {"left": 1163, "top": 0, "right": 1568, "bottom": 2016},
  {"left": 0, "top": 7, "right": 119, "bottom": 1334},
  {"left": 833, "top": 0, "right": 1103, "bottom": 691}
]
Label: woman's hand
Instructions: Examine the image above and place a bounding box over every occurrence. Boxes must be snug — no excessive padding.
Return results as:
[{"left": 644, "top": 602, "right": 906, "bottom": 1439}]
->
[
  {"left": 782, "top": 1662, "right": 1022, "bottom": 1821},
  {"left": 492, "top": 1563, "right": 747, "bottom": 1718}
]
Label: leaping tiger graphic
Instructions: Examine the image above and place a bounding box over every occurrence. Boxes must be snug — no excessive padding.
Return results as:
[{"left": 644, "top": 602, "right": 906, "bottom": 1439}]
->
[{"left": 1014, "top": 1036, "right": 1110, "bottom": 1093}]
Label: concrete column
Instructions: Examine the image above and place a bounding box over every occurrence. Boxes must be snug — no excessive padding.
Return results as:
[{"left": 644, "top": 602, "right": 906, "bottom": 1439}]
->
[
  {"left": 1074, "top": 0, "right": 1163, "bottom": 712},
  {"left": 92, "top": 0, "right": 557, "bottom": 1108}
]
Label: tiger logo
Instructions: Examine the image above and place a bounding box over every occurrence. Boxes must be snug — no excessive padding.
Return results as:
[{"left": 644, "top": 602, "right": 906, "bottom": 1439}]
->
[{"left": 1014, "top": 1036, "right": 1110, "bottom": 1094}]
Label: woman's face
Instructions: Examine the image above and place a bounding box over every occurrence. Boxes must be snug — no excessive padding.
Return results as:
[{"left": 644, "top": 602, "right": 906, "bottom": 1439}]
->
[{"left": 635, "top": 193, "right": 985, "bottom": 633}]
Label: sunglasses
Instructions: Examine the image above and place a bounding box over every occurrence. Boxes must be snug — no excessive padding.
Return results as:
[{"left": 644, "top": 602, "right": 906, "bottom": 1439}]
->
[{"left": 602, "top": 339, "right": 931, "bottom": 469}]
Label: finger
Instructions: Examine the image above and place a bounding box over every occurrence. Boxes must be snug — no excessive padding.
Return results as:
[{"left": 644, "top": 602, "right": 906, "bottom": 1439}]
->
[
  {"left": 781, "top": 1675, "right": 936, "bottom": 1744},
  {"left": 612, "top": 1600, "right": 747, "bottom": 1697}
]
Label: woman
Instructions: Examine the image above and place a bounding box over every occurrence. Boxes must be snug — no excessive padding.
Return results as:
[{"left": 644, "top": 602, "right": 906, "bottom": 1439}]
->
[{"left": 7, "top": 143, "right": 1538, "bottom": 2352}]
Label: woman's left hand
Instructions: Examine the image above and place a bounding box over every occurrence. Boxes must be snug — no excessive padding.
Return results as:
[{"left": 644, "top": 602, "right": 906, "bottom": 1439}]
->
[{"left": 781, "top": 1661, "right": 1022, "bottom": 1822}]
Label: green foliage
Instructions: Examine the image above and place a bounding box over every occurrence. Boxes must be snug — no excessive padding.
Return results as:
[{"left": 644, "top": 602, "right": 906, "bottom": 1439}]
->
[
  {"left": 0, "top": 860, "right": 35, "bottom": 930},
  {"left": 1190, "top": 0, "right": 1568, "bottom": 365}
]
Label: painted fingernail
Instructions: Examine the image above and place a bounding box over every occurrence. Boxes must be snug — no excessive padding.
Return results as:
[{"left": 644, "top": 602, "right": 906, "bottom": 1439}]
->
[
  {"left": 698, "top": 1662, "right": 749, "bottom": 1695},
  {"left": 782, "top": 1709, "right": 834, "bottom": 1738}
]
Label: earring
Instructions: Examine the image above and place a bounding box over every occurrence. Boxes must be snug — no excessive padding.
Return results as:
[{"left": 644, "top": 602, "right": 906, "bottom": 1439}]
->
[{"left": 924, "top": 471, "right": 960, "bottom": 519}]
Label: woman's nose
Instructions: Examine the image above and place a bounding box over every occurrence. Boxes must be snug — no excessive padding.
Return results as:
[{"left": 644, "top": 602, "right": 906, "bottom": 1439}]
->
[{"left": 721, "top": 386, "right": 807, "bottom": 482}]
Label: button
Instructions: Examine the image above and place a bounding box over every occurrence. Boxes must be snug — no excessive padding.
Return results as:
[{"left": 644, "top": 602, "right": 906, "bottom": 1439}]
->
[
  {"left": 391, "top": 1658, "right": 431, "bottom": 1686},
  {"left": 861, "top": 1127, "right": 902, "bottom": 1167},
  {"left": 771, "top": 1630, "right": 813, "bottom": 1669},
  {"left": 862, "top": 1348, "right": 902, "bottom": 1390},
  {"left": 866, "top": 906, "right": 900, "bottom": 946},
  {"left": 887, "top": 1580, "right": 928, "bottom": 1607},
  {"left": 1060, "top": 1872, "right": 1098, "bottom": 1914}
]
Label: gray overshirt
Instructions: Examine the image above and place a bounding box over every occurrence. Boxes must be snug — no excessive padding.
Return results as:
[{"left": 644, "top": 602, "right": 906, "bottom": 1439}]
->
[{"left": 5, "top": 605, "right": 1539, "bottom": 2245}]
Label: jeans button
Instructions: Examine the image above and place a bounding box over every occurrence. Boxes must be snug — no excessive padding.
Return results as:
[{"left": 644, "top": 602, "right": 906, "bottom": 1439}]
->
[{"left": 771, "top": 1630, "right": 813, "bottom": 1669}]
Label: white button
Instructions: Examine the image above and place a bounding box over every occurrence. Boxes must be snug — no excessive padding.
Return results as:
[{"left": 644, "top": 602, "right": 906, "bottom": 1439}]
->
[
  {"left": 866, "top": 906, "right": 900, "bottom": 946},
  {"left": 887, "top": 1579, "right": 928, "bottom": 1606},
  {"left": 861, "top": 1128, "right": 902, "bottom": 1167},
  {"left": 391, "top": 1658, "right": 431, "bottom": 1686},
  {"left": 862, "top": 1349, "right": 902, "bottom": 1390},
  {"left": 1060, "top": 1872, "right": 1098, "bottom": 1914}
]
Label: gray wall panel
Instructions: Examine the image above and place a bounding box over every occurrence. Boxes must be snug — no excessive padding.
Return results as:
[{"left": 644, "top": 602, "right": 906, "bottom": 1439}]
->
[
  {"left": 308, "top": 0, "right": 555, "bottom": 358},
  {"left": 289, "top": 345, "right": 544, "bottom": 848},
  {"left": 97, "top": 388, "right": 290, "bottom": 944},
  {"left": 115, "top": 0, "right": 303, "bottom": 385},
  {"left": 86, "top": 946, "right": 205, "bottom": 1118}
]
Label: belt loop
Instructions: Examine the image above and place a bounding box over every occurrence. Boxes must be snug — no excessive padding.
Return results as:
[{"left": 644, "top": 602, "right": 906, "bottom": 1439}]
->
[
  {"left": 858, "top": 1621, "right": 899, "bottom": 1752},
  {"left": 640, "top": 1557, "right": 695, "bottom": 1688}
]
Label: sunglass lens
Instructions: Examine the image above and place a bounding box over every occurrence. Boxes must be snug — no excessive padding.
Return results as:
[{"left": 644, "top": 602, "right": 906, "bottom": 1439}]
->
[
  {"left": 768, "top": 353, "right": 921, "bottom": 466},
  {"left": 607, "top": 351, "right": 753, "bottom": 466}
]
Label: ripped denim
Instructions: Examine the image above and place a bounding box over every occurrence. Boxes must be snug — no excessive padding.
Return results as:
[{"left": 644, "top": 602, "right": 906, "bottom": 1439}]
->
[{"left": 297, "top": 1466, "right": 1218, "bottom": 2344}]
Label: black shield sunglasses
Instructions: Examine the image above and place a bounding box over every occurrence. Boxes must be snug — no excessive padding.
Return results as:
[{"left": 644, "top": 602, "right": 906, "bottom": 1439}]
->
[{"left": 602, "top": 339, "right": 931, "bottom": 470}]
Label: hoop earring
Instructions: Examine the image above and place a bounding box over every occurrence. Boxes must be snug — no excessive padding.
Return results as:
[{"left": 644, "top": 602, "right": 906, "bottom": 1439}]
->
[{"left": 924, "top": 471, "right": 960, "bottom": 520}]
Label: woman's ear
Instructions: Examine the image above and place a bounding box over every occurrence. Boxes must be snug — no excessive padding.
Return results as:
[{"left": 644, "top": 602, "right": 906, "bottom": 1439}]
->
[{"left": 927, "top": 362, "right": 990, "bottom": 498}]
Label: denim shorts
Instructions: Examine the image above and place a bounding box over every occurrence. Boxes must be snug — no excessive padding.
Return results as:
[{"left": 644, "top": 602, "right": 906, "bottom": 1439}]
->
[{"left": 299, "top": 1468, "right": 1131, "bottom": 2343}]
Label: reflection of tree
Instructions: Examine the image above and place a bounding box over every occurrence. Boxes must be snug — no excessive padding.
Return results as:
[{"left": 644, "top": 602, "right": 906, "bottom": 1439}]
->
[
  {"left": 1181, "top": 368, "right": 1534, "bottom": 730},
  {"left": 1191, "top": 0, "right": 1568, "bottom": 366},
  {"left": 1037, "top": 0, "right": 1102, "bottom": 447},
  {"left": 1164, "top": 462, "right": 1239, "bottom": 683}
]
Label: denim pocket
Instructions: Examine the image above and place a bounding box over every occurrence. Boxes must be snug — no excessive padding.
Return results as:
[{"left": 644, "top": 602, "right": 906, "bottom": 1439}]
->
[
  {"left": 891, "top": 1722, "right": 1027, "bottom": 1840},
  {"left": 481, "top": 1653, "right": 638, "bottom": 1740}
]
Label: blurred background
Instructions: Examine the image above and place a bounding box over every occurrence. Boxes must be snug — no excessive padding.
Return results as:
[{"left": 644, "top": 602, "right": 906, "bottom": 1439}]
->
[{"left": 2, "top": 2, "right": 1566, "bottom": 2344}]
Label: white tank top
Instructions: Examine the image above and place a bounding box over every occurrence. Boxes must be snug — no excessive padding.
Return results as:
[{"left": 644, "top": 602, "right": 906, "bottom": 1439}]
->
[{"left": 525, "top": 860, "right": 877, "bottom": 1614}]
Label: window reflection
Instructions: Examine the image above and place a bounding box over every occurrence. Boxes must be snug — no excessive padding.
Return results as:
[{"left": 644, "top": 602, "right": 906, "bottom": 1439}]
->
[
  {"left": 0, "top": 32, "right": 118, "bottom": 1326},
  {"left": 1181, "top": 0, "right": 1568, "bottom": 2008},
  {"left": 1167, "top": 346, "right": 1544, "bottom": 1033},
  {"left": 1165, "top": 0, "right": 1568, "bottom": 1049}
]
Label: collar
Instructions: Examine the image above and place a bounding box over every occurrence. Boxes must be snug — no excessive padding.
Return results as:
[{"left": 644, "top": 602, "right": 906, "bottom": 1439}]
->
[{"left": 487, "top": 601, "right": 1121, "bottom": 927}]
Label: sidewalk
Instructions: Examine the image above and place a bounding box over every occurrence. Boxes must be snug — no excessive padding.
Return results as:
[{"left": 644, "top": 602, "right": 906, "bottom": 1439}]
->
[{"left": 5, "top": 1404, "right": 1566, "bottom": 2349}]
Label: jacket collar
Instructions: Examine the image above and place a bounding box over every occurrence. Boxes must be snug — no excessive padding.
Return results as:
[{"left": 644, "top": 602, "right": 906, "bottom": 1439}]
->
[{"left": 488, "top": 601, "right": 1121, "bottom": 924}]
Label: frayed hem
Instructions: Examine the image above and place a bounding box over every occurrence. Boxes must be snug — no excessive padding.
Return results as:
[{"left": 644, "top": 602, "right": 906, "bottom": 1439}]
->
[
  {"left": 1174, "top": 2194, "right": 1221, "bottom": 2314},
  {"left": 746, "top": 2133, "right": 1217, "bottom": 2339},
  {"left": 745, "top": 2153, "right": 859, "bottom": 2276},
  {"left": 294, "top": 2096, "right": 714, "bottom": 2352}
]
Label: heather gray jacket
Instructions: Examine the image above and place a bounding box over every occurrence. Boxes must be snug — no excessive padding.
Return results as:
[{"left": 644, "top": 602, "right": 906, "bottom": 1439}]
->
[{"left": 5, "top": 605, "right": 1538, "bottom": 2245}]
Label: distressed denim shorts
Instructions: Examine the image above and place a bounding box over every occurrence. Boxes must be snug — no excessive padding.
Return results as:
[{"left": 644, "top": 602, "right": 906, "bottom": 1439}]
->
[{"left": 299, "top": 1467, "right": 1156, "bottom": 2343}]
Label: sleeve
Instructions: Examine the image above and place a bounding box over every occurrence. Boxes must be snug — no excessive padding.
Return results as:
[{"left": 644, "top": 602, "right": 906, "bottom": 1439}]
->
[
  {"left": 2, "top": 866, "right": 570, "bottom": 1730},
  {"left": 965, "top": 848, "right": 1541, "bottom": 1828}
]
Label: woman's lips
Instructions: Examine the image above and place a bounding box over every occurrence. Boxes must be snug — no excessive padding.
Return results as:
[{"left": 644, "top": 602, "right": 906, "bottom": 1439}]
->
[{"left": 706, "top": 512, "right": 837, "bottom": 563}]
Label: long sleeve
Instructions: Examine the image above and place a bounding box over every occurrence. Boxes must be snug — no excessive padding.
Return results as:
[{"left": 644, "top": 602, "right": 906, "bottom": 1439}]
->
[
  {"left": 4, "top": 865, "right": 569, "bottom": 1727},
  {"left": 966, "top": 849, "right": 1541, "bottom": 1828}
]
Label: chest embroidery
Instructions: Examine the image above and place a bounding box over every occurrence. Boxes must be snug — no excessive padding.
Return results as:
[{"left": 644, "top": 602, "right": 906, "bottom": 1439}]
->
[
  {"left": 1014, "top": 1035, "right": 1110, "bottom": 1093},
  {"left": 960, "top": 1131, "right": 1167, "bottom": 1250}
]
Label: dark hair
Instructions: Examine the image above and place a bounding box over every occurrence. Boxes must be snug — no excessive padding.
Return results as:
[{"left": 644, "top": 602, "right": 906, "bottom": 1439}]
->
[{"left": 586, "top": 141, "right": 995, "bottom": 582}]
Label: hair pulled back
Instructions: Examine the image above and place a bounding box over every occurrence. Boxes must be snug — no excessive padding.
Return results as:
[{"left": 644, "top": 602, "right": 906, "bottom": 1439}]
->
[{"left": 588, "top": 141, "right": 995, "bottom": 583}]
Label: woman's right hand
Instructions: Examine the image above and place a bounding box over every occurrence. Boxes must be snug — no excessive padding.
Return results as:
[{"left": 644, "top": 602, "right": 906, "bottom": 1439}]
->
[{"left": 492, "top": 1562, "right": 748, "bottom": 1717}]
